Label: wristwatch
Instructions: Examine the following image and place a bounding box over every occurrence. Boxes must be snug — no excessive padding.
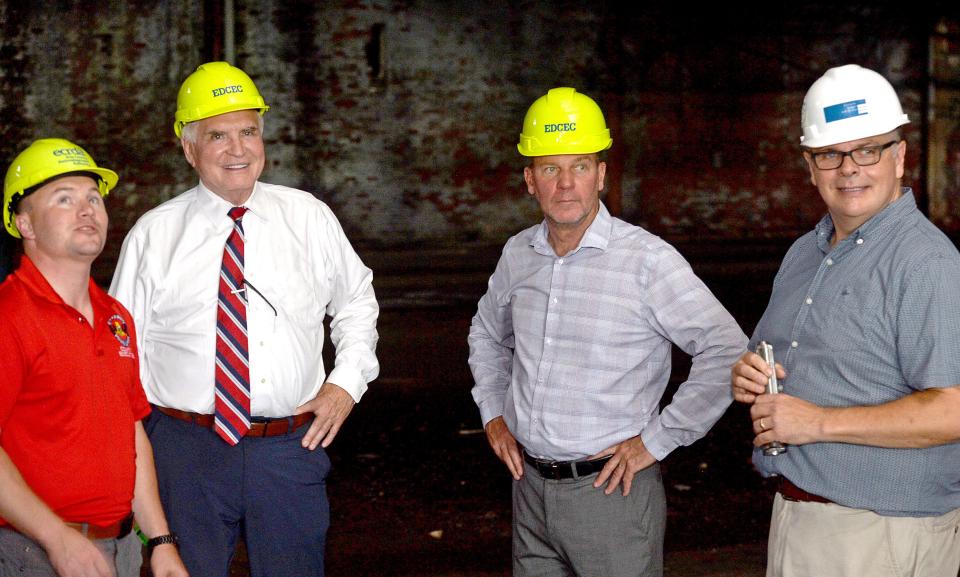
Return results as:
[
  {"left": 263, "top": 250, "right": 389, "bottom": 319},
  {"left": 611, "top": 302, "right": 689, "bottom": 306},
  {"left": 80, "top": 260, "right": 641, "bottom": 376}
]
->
[{"left": 147, "top": 533, "right": 179, "bottom": 552}]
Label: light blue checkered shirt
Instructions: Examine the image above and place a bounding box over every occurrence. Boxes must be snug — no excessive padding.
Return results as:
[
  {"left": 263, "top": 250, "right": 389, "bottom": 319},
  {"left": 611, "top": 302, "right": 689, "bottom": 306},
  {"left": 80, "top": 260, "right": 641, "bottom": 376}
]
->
[
  {"left": 469, "top": 204, "right": 747, "bottom": 461},
  {"left": 752, "top": 190, "right": 960, "bottom": 516}
]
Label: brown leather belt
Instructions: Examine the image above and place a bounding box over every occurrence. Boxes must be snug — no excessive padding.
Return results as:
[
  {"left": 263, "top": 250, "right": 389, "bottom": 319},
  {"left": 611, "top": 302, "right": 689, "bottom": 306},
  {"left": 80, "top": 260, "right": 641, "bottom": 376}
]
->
[
  {"left": 65, "top": 512, "right": 134, "bottom": 540},
  {"left": 153, "top": 406, "right": 313, "bottom": 437},
  {"left": 778, "top": 477, "right": 833, "bottom": 504}
]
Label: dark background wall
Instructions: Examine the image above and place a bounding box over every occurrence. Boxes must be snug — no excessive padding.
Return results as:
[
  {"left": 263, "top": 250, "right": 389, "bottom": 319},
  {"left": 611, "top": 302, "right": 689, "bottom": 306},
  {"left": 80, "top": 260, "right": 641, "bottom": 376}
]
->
[
  {"left": 1, "top": 2, "right": 959, "bottom": 290},
  {"left": 4, "top": 5, "right": 960, "bottom": 574}
]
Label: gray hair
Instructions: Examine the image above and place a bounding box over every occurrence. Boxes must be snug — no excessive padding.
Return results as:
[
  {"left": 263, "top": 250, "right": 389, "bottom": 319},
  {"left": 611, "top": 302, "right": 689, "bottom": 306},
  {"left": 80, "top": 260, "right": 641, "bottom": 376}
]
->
[{"left": 180, "top": 113, "right": 265, "bottom": 143}]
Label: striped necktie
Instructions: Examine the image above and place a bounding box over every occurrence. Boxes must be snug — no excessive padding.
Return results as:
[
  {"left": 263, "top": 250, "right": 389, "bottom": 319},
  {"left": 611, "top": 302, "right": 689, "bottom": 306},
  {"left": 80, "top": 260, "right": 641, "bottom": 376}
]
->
[{"left": 215, "top": 206, "right": 251, "bottom": 445}]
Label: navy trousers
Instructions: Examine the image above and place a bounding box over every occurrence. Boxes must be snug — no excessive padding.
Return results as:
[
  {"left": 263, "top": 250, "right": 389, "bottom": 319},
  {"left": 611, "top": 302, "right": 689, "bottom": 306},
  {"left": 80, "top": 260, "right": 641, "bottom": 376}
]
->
[{"left": 145, "top": 409, "right": 330, "bottom": 577}]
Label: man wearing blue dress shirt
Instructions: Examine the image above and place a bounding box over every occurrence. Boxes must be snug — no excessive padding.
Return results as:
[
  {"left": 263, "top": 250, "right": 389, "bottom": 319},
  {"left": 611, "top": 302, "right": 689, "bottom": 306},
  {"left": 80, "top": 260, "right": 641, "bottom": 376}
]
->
[{"left": 732, "top": 64, "right": 960, "bottom": 577}]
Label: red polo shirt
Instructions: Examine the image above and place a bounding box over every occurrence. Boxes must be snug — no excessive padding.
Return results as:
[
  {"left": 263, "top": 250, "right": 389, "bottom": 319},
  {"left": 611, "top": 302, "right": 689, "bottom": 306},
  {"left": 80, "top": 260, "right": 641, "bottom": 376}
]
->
[{"left": 0, "top": 256, "right": 150, "bottom": 526}]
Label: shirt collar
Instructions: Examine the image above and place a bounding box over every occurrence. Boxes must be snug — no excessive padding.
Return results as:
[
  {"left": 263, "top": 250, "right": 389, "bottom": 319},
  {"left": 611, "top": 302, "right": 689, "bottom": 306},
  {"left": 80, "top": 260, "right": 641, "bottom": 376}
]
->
[
  {"left": 815, "top": 187, "right": 915, "bottom": 254},
  {"left": 13, "top": 255, "right": 62, "bottom": 304},
  {"left": 13, "top": 254, "right": 108, "bottom": 311},
  {"left": 195, "top": 181, "right": 268, "bottom": 229},
  {"left": 530, "top": 203, "right": 612, "bottom": 257}
]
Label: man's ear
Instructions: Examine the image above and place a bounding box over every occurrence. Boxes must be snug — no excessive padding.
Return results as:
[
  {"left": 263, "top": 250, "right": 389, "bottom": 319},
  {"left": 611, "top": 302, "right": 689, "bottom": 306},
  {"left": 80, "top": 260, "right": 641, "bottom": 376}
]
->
[
  {"left": 802, "top": 152, "right": 817, "bottom": 187},
  {"left": 15, "top": 212, "right": 34, "bottom": 240},
  {"left": 181, "top": 138, "right": 198, "bottom": 169},
  {"left": 894, "top": 139, "right": 906, "bottom": 180},
  {"left": 523, "top": 166, "right": 536, "bottom": 196}
]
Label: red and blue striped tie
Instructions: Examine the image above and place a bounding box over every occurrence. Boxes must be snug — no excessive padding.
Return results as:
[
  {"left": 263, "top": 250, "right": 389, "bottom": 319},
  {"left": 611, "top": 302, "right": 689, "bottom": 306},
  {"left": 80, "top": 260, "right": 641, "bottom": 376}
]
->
[{"left": 215, "top": 206, "right": 251, "bottom": 445}]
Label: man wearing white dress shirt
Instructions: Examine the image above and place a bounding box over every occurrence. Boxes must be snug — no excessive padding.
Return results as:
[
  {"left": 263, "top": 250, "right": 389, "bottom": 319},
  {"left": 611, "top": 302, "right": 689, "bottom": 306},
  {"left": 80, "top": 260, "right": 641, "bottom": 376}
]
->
[{"left": 110, "top": 61, "right": 379, "bottom": 577}]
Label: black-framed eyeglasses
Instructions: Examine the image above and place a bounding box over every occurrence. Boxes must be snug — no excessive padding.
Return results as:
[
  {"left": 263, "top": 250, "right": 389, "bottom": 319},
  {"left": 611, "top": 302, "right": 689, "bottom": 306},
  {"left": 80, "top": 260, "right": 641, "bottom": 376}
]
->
[
  {"left": 809, "top": 140, "right": 899, "bottom": 170},
  {"left": 231, "top": 278, "right": 278, "bottom": 317}
]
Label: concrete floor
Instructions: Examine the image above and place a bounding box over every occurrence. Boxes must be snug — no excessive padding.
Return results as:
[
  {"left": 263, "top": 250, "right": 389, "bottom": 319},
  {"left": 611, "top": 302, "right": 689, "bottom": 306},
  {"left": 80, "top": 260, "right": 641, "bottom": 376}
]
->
[
  {"left": 139, "top": 257, "right": 777, "bottom": 577},
  {"left": 665, "top": 543, "right": 766, "bottom": 577},
  {"left": 317, "top": 307, "right": 772, "bottom": 577}
]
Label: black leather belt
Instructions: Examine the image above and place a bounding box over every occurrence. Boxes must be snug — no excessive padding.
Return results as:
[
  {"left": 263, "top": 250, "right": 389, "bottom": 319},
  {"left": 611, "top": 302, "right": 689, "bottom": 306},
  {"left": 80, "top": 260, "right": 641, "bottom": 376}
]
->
[{"left": 523, "top": 451, "right": 612, "bottom": 480}]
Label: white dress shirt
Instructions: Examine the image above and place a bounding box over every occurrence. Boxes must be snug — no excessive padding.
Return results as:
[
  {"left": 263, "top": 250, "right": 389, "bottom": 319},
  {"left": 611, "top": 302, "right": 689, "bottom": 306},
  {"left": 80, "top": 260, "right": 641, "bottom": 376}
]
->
[{"left": 110, "top": 181, "right": 379, "bottom": 416}]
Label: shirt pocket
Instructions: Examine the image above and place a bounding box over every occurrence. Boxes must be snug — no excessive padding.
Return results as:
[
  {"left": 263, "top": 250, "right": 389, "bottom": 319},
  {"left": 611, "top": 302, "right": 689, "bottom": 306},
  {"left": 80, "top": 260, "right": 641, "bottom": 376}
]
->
[
  {"left": 276, "top": 270, "right": 324, "bottom": 328},
  {"left": 820, "top": 282, "right": 884, "bottom": 352}
]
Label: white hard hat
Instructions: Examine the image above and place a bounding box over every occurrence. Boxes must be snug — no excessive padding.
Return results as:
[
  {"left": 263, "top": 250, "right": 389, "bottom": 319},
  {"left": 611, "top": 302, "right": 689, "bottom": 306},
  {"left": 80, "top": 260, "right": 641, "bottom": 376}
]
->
[{"left": 800, "top": 64, "right": 909, "bottom": 148}]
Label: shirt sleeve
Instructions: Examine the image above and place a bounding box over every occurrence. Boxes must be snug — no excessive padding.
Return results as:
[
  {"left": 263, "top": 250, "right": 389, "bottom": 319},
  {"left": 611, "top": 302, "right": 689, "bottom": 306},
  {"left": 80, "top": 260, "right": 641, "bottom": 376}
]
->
[
  {"left": 468, "top": 246, "right": 516, "bottom": 427},
  {"left": 896, "top": 251, "right": 960, "bottom": 389},
  {"left": 109, "top": 227, "right": 151, "bottom": 380},
  {"left": 318, "top": 204, "right": 380, "bottom": 402},
  {"left": 118, "top": 304, "right": 152, "bottom": 421},
  {"left": 0, "top": 306, "right": 26, "bottom": 430},
  {"left": 638, "top": 246, "right": 748, "bottom": 460}
]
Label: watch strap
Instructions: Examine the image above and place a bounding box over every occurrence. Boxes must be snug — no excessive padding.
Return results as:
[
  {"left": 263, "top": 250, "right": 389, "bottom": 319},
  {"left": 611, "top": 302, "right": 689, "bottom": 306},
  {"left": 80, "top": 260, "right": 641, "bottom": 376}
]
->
[{"left": 147, "top": 533, "right": 179, "bottom": 551}]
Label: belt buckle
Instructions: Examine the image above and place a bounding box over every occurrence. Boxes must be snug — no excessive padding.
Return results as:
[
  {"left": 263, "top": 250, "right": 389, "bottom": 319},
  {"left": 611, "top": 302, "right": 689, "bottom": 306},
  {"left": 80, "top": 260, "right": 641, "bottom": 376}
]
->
[{"left": 541, "top": 461, "right": 564, "bottom": 480}]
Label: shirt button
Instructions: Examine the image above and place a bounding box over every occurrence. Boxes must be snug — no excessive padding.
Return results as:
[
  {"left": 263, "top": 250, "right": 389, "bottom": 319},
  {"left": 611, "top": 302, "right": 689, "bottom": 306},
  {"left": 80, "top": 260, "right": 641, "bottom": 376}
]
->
[
  {"left": 96, "top": 349, "right": 104, "bottom": 357},
  {"left": 856, "top": 238, "right": 864, "bottom": 245},
  {"left": 557, "top": 258, "right": 564, "bottom": 265},
  {"left": 545, "top": 338, "right": 552, "bottom": 345},
  {"left": 805, "top": 297, "right": 812, "bottom": 305},
  {"left": 791, "top": 341, "right": 798, "bottom": 348},
  {"left": 260, "top": 341, "right": 265, "bottom": 347},
  {"left": 552, "top": 297, "right": 558, "bottom": 304},
  {"left": 260, "top": 378, "right": 266, "bottom": 384},
  {"left": 826, "top": 258, "right": 834, "bottom": 266}
]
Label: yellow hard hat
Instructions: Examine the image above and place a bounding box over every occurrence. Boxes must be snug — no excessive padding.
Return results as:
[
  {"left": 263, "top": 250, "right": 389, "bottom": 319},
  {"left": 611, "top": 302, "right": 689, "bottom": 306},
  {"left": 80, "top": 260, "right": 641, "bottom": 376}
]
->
[
  {"left": 4, "top": 138, "right": 118, "bottom": 238},
  {"left": 517, "top": 87, "right": 612, "bottom": 157},
  {"left": 174, "top": 61, "right": 270, "bottom": 138}
]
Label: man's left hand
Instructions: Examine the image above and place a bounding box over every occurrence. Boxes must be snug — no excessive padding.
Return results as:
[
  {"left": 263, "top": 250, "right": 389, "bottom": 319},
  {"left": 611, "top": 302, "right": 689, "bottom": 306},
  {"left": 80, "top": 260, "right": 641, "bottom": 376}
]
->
[
  {"left": 750, "top": 393, "right": 829, "bottom": 447},
  {"left": 149, "top": 543, "right": 189, "bottom": 577},
  {"left": 590, "top": 436, "right": 658, "bottom": 496},
  {"left": 296, "top": 382, "right": 356, "bottom": 450}
]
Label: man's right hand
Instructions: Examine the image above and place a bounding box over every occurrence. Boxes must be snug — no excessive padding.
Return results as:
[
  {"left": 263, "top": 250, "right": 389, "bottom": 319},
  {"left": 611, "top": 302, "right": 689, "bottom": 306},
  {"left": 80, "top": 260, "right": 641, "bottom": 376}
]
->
[
  {"left": 731, "top": 350, "right": 786, "bottom": 404},
  {"left": 484, "top": 416, "right": 524, "bottom": 481},
  {"left": 45, "top": 525, "right": 113, "bottom": 577}
]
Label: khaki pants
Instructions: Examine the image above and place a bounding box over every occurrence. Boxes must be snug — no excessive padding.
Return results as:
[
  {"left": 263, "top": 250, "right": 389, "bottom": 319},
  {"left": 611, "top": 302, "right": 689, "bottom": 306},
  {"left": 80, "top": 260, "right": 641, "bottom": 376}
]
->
[{"left": 767, "top": 493, "right": 960, "bottom": 577}]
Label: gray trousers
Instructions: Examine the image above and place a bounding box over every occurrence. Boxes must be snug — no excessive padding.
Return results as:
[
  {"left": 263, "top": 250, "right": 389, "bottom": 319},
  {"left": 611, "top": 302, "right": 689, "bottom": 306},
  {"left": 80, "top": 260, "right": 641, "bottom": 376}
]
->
[
  {"left": 0, "top": 527, "right": 141, "bottom": 577},
  {"left": 513, "top": 460, "right": 666, "bottom": 577}
]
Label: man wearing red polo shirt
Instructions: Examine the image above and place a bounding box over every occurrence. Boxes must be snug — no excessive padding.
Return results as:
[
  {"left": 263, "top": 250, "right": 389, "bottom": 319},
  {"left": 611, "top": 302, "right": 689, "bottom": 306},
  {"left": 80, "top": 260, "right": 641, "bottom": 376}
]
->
[{"left": 0, "top": 139, "right": 187, "bottom": 577}]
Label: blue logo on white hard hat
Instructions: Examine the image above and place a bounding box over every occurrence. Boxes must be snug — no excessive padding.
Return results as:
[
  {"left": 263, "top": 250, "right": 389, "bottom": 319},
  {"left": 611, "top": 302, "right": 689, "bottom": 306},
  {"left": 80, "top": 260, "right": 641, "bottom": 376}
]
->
[{"left": 824, "top": 99, "right": 867, "bottom": 123}]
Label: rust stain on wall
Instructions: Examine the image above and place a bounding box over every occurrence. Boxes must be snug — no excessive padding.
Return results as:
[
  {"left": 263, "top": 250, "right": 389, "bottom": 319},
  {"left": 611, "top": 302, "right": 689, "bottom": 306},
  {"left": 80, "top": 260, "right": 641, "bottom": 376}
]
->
[{"left": 0, "top": 2, "right": 947, "bottom": 281}]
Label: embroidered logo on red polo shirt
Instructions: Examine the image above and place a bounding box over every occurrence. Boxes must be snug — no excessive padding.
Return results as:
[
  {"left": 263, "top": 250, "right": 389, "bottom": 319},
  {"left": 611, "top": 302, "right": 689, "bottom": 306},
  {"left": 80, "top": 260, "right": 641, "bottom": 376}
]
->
[
  {"left": 107, "top": 315, "right": 130, "bottom": 346},
  {"left": 107, "top": 314, "right": 136, "bottom": 358}
]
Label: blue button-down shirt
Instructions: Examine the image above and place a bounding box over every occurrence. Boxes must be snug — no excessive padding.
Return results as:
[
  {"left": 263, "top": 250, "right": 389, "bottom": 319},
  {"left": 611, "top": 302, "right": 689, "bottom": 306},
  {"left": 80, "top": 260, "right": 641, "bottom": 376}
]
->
[
  {"left": 752, "top": 190, "right": 960, "bottom": 516},
  {"left": 469, "top": 204, "right": 747, "bottom": 461}
]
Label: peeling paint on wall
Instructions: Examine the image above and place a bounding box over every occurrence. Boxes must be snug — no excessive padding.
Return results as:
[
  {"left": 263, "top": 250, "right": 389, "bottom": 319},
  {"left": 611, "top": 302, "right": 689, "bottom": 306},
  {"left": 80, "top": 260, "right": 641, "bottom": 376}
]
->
[{"left": 0, "top": 2, "right": 946, "bottom": 282}]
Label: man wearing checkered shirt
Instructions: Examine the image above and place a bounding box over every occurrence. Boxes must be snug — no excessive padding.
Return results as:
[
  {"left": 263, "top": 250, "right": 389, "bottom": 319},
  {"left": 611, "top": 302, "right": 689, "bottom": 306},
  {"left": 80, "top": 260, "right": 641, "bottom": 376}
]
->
[{"left": 468, "top": 87, "right": 747, "bottom": 577}]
